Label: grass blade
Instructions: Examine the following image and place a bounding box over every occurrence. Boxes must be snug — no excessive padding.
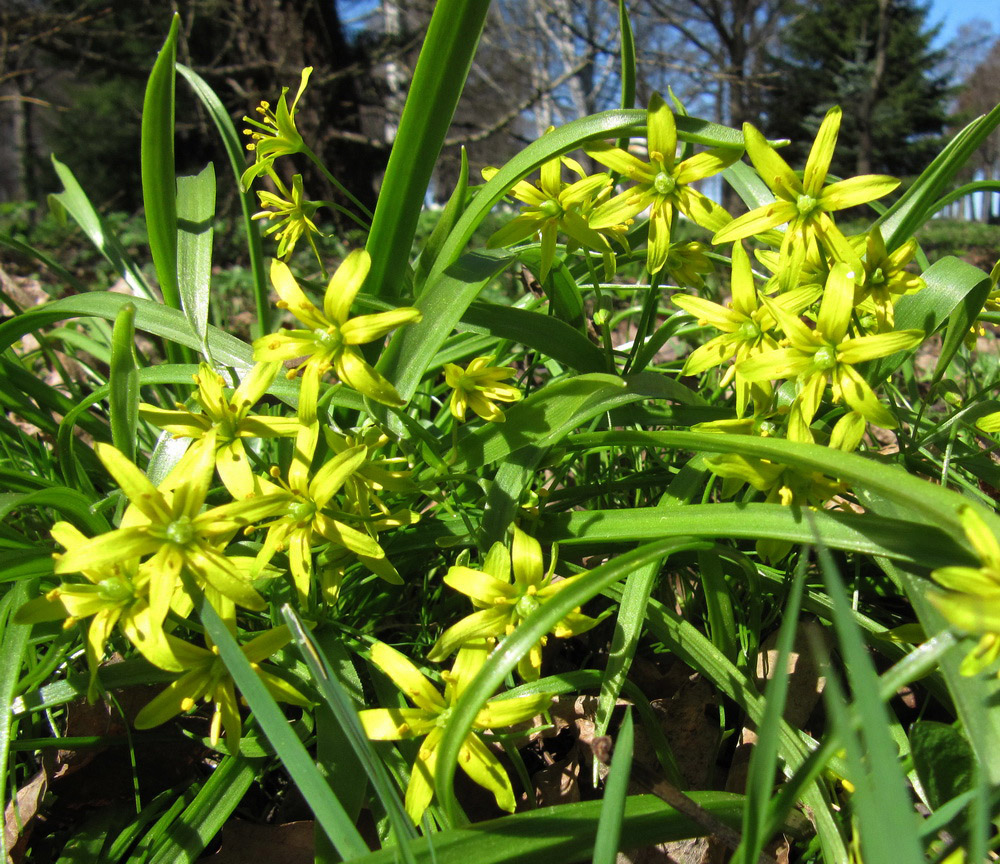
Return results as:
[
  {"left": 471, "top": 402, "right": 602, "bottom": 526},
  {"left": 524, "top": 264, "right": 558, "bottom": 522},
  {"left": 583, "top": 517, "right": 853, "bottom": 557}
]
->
[{"left": 590, "top": 709, "right": 633, "bottom": 864}]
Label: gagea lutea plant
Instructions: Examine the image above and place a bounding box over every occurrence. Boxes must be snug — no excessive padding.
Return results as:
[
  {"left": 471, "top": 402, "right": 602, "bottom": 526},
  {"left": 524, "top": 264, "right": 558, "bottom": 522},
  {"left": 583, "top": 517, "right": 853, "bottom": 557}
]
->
[{"left": 4, "top": 5, "right": 1000, "bottom": 864}]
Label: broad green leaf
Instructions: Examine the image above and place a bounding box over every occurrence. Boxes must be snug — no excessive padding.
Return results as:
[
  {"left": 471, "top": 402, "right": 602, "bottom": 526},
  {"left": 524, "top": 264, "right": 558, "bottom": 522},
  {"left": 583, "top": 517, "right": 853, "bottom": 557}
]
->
[
  {"left": 0, "top": 582, "right": 32, "bottom": 863},
  {"left": 349, "top": 793, "right": 745, "bottom": 864},
  {"left": 109, "top": 302, "right": 140, "bottom": 461},
  {"left": 176, "top": 64, "right": 269, "bottom": 338},
  {"left": 867, "top": 255, "right": 991, "bottom": 384},
  {"left": 458, "top": 300, "right": 605, "bottom": 373},
  {"left": 877, "top": 102, "right": 1000, "bottom": 249},
  {"left": 176, "top": 163, "right": 215, "bottom": 358},
  {"left": 909, "top": 720, "right": 975, "bottom": 811},
  {"left": 537, "top": 503, "right": 965, "bottom": 570},
  {"left": 366, "top": 0, "right": 492, "bottom": 302},
  {"left": 142, "top": 13, "right": 181, "bottom": 313}
]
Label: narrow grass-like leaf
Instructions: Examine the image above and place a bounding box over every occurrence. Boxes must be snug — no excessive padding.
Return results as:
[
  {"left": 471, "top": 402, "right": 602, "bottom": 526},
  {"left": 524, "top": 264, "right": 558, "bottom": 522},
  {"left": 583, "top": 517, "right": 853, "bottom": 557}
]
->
[
  {"left": 0, "top": 233, "right": 85, "bottom": 292},
  {"left": 415, "top": 146, "right": 469, "bottom": 293},
  {"left": 612, "top": 585, "right": 848, "bottom": 864},
  {"left": 148, "top": 754, "right": 257, "bottom": 864},
  {"left": 378, "top": 110, "right": 742, "bottom": 402},
  {"left": 141, "top": 14, "right": 181, "bottom": 313},
  {"left": 347, "top": 793, "right": 745, "bottom": 864},
  {"left": 109, "top": 302, "right": 139, "bottom": 461},
  {"left": 538, "top": 503, "right": 966, "bottom": 570},
  {"left": 198, "top": 598, "right": 370, "bottom": 859},
  {"left": 365, "top": 0, "right": 491, "bottom": 302},
  {"left": 176, "top": 64, "right": 269, "bottom": 337},
  {"left": 814, "top": 531, "right": 924, "bottom": 864},
  {"left": 282, "top": 606, "right": 418, "bottom": 857},
  {"left": 877, "top": 102, "right": 1000, "bottom": 249},
  {"left": 0, "top": 294, "right": 363, "bottom": 413},
  {"left": 0, "top": 581, "right": 31, "bottom": 863},
  {"left": 734, "top": 559, "right": 807, "bottom": 864},
  {"left": 49, "top": 157, "right": 154, "bottom": 299},
  {"left": 176, "top": 163, "right": 215, "bottom": 359},
  {"left": 591, "top": 709, "right": 633, "bottom": 864}
]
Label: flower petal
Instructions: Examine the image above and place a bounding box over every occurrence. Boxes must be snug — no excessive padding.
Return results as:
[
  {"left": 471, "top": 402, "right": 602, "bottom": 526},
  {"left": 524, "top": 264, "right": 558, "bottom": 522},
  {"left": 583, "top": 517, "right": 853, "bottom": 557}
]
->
[
  {"left": 368, "top": 642, "right": 445, "bottom": 712},
  {"left": 426, "top": 607, "right": 511, "bottom": 662},
  {"left": 323, "top": 248, "right": 370, "bottom": 324},
  {"left": 458, "top": 732, "right": 516, "bottom": 812},
  {"left": 743, "top": 123, "right": 800, "bottom": 199},
  {"left": 271, "top": 259, "right": 325, "bottom": 329},
  {"left": 803, "top": 106, "right": 841, "bottom": 195},
  {"left": 358, "top": 707, "right": 437, "bottom": 739},
  {"left": 335, "top": 349, "right": 406, "bottom": 407}
]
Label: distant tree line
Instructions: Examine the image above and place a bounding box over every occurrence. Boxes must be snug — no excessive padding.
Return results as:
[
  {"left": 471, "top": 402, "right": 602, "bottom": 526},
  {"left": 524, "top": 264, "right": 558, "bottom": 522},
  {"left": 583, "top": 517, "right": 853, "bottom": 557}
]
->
[{"left": 1, "top": 0, "right": 993, "bottom": 225}]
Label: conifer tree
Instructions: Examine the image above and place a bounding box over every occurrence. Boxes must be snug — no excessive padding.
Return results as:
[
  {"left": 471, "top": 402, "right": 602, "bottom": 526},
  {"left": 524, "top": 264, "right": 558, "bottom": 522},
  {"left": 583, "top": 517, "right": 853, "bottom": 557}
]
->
[{"left": 760, "top": 0, "right": 951, "bottom": 179}]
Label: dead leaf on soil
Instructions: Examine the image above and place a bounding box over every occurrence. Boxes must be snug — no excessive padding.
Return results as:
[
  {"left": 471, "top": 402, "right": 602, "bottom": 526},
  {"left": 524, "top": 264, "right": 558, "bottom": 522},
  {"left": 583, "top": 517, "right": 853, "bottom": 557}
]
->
[{"left": 4, "top": 768, "right": 47, "bottom": 864}]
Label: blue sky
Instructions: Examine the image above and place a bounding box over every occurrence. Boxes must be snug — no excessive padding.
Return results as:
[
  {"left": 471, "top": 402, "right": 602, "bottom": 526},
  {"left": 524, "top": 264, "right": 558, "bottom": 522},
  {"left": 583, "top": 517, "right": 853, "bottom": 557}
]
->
[{"left": 928, "top": 0, "right": 999, "bottom": 45}]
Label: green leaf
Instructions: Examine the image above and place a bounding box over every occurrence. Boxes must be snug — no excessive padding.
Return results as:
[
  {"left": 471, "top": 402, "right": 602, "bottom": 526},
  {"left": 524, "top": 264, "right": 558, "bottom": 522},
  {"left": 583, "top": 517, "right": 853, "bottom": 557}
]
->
[
  {"left": 591, "top": 709, "right": 633, "bottom": 864},
  {"left": 436, "top": 539, "right": 709, "bottom": 823},
  {"left": 348, "top": 793, "right": 745, "bottom": 864},
  {"left": 110, "top": 302, "right": 140, "bottom": 461},
  {"left": 148, "top": 754, "right": 257, "bottom": 864},
  {"left": 142, "top": 13, "right": 181, "bottom": 313},
  {"left": 867, "top": 255, "right": 992, "bottom": 384},
  {"left": 909, "top": 721, "right": 975, "bottom": 811},
  {"left": 176, "top": 163, "right": 216, "bottom": 358},
  {"left": 49, "top": 156, "right": 154, "bottom": 299},
  {"left": 378, "top": 109, "right": 744, "bottom": 404},
  {"left": 176, "top": 64, "right": 269, "bottom": 338},
  {"left": 0, "top": 293, "right": 364, "bottom": 415},
  {"left": 281, "top": 607, "right": 418, "bottom": 858},
  {"left": 366, "top": 0, "right": 492, "bottom": 302},
  {"left": 538, "top": 503, "right": 965, "bottom": 570},
  {"left": 0, "top": 581, "right": 32, "bottom": 863},
  {"left": 459, "top": 300, "right": 605, "bottom": 373},
  {"left": 816, "top": 538, "right": 925, "bottom": 864},
  {"left": 877, "top": 102, "right": 1000, "bottom": 249},
  {"left": 415, "top": 146, "right": 469, "bottom": 293},
  {"left": 198, "top": 598, "right": 370, "bottom": 860}
]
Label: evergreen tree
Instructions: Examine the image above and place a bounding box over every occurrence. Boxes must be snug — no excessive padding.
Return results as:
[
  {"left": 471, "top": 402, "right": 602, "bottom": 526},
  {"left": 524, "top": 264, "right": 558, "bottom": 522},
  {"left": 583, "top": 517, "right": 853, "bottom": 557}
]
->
[{"left": 760, "top": 0, "right": 951, "bottom": 179}]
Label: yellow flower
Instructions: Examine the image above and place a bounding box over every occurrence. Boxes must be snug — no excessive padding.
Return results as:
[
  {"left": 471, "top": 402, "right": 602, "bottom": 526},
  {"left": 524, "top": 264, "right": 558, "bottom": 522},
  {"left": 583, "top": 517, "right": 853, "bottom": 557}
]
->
[
  {"left": 483, "top": 139, "right": 612, "bottom": 282},
  {"left": 358, "top": 640, "right": 554, "bottom": 823},
  {"left": 672, "top": 241, "right": 821, "bottom": 416},
  {"left": 929, "top": 505, "right": 1000, "bottom": 676},
  {"left": 444, "top": 356, "right": 522, "bottom": 423},
  {"left": 852, "top": 228, "right": 925, "bottom": 331},
  {"left": 427, "top": 526, "right": 599, "bottom": 681},
  {"left": 54, "top": 435, "right": 276, "bottom": 627},
  {"left": 139, "top": 362, "right": 299, "bottom": 500},
  {"left": 252, "top": 422, "right": 401, "bottom": 603},
  {"left": 713, "top": 106, "right": 899, "bottom": 289},
  {"left": 253, "top": 251, "right": 421, "bottom": 417},
  {"left": 134, "top": 626, "right": 310, "bottom": 752},
  {"left": 704, "top": 451, "right": 845, "bottom": 562},
  {"left": 15, "top": 523, "right": 183, "bottom": 701},
  {"left": 737, "top": 263, "right": 923, "bottom": 441},
  {"left": 242, "top": 67, "right": 313, "bottom": 188},
  {"left": 253, "top": 173, "right": 325, "bottom": 267},
  {"left": 586, "top": 93, "right": 740, "bottom": 274}
]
